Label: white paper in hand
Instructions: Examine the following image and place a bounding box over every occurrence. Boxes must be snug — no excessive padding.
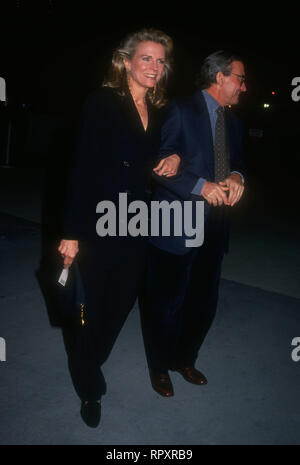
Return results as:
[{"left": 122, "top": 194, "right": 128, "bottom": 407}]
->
[{"left": 58, "top": 268, "right": 69, "bottom": 287}]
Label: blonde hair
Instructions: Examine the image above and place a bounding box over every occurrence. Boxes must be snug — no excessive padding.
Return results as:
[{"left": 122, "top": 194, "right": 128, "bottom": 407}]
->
[{"left": 102, "top": 28, "right": 173, "bottom": 108}]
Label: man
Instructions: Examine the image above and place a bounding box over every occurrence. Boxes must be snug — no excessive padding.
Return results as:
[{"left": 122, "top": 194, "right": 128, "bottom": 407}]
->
[{"left": 142, "top": 51, "right": 246, "bottom": 397}]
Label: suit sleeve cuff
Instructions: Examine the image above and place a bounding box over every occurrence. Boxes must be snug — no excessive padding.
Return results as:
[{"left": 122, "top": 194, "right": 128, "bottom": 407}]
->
[
  {"left": 231, "top": 171, "right": 245, "bottom": 184},
  {"left": 191, "top": 177, "right": 206, "bottom": 196}
]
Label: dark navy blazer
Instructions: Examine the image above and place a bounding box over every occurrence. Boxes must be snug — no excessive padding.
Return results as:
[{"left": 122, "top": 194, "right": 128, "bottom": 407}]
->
[
  {"left": 150, "top": 90, "right": 244, "bottom": 255},
  {"left": 63, "top": 87, "right": 163, "bottom": 265}
]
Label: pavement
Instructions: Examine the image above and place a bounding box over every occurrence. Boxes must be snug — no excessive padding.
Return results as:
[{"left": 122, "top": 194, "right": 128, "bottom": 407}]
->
[{"left": 0, "top": 162, "right": 299, "bottom": 445}]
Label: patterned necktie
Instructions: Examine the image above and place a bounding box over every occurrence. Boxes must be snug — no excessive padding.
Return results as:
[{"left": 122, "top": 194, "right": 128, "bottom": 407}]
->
[{"left": 214, "top": 106, "right": 230, "bottom": 182}]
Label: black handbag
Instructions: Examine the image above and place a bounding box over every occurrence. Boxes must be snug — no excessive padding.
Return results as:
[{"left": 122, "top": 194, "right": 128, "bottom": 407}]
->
[{"left": 58, "top": 261, "right": 87, "bottom": 328}]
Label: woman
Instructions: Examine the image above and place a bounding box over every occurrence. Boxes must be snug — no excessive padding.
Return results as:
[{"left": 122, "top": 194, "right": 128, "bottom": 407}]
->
[{"left": 58, "top": 29, "right": 179, "bottom": 428}]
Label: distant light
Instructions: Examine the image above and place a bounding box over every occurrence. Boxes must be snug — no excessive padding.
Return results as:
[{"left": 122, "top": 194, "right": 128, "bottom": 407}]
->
[
  {"left": 263, "top": 103, "right": 270, "bottom": 108},
  {"left": 271, "top": 91, "right": 276, "bottom": 95},
  {"left": 227, "top": 105, "right": 232, "bottom": 108}
]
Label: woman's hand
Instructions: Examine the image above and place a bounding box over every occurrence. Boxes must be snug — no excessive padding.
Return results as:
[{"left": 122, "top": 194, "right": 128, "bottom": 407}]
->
[
  {"left": 58, "top": 239, "right": 79, "bottom": 268},
  {"left": 153, "top": 154, "right": 180, "bottom": 177}
]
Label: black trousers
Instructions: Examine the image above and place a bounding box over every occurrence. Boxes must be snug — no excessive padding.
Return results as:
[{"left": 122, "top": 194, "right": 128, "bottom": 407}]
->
[
  {"left": 62, "top": 241, "right": 147, "bottom": 401},
  {"left": 141, "top": 216, "right": 225, "bottom": 373}
]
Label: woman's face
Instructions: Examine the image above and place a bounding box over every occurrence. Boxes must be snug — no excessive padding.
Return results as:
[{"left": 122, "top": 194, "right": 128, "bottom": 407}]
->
[{"left": 124, "top": 41, "right": 166, "bottom": 91}]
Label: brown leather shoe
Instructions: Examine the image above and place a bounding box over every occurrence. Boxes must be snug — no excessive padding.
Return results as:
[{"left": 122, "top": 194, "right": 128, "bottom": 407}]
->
[
  {"left": 150, "top": 370, "right": 174, "bottom": 397},
  {"left": 171, "top": 366, "right": 207, "bottom": 385}
]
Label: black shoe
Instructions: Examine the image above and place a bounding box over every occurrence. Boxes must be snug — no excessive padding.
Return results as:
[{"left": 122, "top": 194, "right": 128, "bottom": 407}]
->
[{"left": 80, "top": 400, "right": 101, "bottom": 428}]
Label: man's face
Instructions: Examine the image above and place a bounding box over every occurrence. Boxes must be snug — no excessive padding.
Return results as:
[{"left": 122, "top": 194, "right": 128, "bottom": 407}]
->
[{"left": 219, "top": 60, "right": 247, "bottom": 105}]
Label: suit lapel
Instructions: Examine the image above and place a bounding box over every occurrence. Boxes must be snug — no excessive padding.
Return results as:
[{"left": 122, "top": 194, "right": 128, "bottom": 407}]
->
[
  {"left": 113, "top": 90, "right": 145, "bottom": 140},
  {"left": 194, "top": 91, "right": 215, "bottom": 179}
]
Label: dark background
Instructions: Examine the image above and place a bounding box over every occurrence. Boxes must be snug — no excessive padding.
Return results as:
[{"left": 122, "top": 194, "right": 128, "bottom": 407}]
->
[
  {"left": 1, "top": 2, "right": 299, "bottom": 109},
  {"left": 0, "top": 1, "right": 299, "bottom": 232}
]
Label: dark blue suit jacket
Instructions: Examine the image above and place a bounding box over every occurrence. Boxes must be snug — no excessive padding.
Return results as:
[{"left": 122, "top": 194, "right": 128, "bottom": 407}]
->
[{"left": 150, "top": 90, "right": 244, "bottom": 255}]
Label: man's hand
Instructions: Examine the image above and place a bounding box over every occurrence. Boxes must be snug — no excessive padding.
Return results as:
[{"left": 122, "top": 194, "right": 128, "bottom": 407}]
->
[
  {"left": 58, "top": 239, "right": 79, "bottom": 268},
  {"left": 201, "top": 181, "right": 229, "bottom": 206},
  {"left": 153, "top": 154, "right": 180, "bottom": 177},
  {"left": 219, "top": 173, "right": 244, "bottom": 206}
]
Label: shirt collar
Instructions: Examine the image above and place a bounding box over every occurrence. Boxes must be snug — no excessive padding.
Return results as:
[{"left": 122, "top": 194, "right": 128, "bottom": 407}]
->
[{"left": 202, "top": 89, "right": 221, "bottom": 114}]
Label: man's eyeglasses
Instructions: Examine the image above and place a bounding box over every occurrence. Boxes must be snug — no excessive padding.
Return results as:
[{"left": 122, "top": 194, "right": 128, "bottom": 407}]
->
[{"left": 231, "top": 72, "right": 246, "bottom": 85}]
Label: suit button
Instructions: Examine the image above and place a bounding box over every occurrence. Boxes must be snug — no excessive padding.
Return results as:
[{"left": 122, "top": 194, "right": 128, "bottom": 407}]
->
[{"left": 123, "top": 161, "right": 130, "bottom": 167}]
